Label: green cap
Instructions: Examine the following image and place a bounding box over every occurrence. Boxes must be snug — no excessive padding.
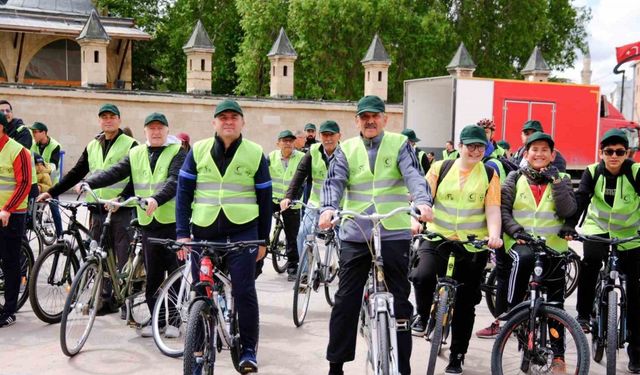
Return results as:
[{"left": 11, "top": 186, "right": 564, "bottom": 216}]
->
[
  {"left": 459, "top": 125, "right": 488, "bottom": 145},
  {"left": 319, "top": 120, "right": 340, "bottom": 134},
  {"left": 525, "top": 132, "right": 554, "bottom": 149},
  {"left": 0, "top": 112, "right": 7, "bottom": 127},
  {"left": 600, "top": 128, "right": 629, "bottom": 148},
  {"left": 522, "top": 120, "right": 543, "bottom": 132},
  {"left": 214, "top": 99, "right": 243, "bottom": 117},
  {"left": 278, "top": 130, "right": 296, "bottom": 140},
  {"left": 304, "top": 123, "right": 316, "bottom": 131},
  {"left": 401, "top": 128, "right": 420, "bottom": 142},
  {"left": 496, "top": 140, "right": 510, "bottom": 150},
  {"left": 30, "top": 122, "right": 48, "bottom": 132},
  {"left": 144, "top": 112, "right": 169, "bottom": 126},
  {"left": 356, "top": 95, "right": 385, "bottom": 115},
  {"left": 98, "top": 103, "right": 120, "bottom": 117}
]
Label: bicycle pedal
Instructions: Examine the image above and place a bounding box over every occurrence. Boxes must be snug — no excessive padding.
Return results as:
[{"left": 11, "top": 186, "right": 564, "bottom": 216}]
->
[{"left": 396, "top": 319, "right": 410, "bottom": 332}]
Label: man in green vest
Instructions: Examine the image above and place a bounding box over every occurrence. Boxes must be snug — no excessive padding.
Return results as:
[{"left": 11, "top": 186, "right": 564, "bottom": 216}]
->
[
  {"left": 30, "top": 121, "right": 63, "bottom": 237},
  {"left": 38, "top": 103, "right": 137, "bottom": 314},
  {"left": 402, "top": 128, "right": 430, "bottom": 174},
  {"left": 269, "top": 130, "right": 304, "bottom": 281},
  {"left": 0, "top": 111, "right": 32, "bottom": 328},
  {"left": 567, "top": 128, "right": 640, "bottom": 373},
  {"left": 280, "top": 120, "right": 341, "bottom": 269},
  {"left": 79, "top": 112, "right": 186, "bottom": 336},
  {"left": 176, "top": 99, "right": 271, "bottom": 373},
  {"left": 318, "top": 95, "right": 433, "bottom": 375},
  {"left": 442, "top": 139, "right": 459, "bottom": 160}
]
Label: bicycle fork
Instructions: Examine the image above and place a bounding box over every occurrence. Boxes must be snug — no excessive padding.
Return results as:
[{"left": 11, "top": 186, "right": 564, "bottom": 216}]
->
[{"left": 368, "top": 292, "right": 400, "bottom": 375}]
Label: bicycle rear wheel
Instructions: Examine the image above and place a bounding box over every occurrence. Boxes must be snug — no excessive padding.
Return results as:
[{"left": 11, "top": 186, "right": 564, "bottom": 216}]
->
[
  {"left": 427, "top": 287, "right": 448, "bottom": 375},
  {"left": 323, "top": 240, "right": 340, "bottom": 307},
  {"left": 484, "top": 268, "right": 498, "bottom": 318},
  {"left": 0, "top": 243, "right": 34, "bottom": 313},
  {"left": 270, "top": 226, "right": 288, "bottom": 274},
  {"left": 183, "top": 299, "right": 215, "bottom": 375},
  {"left": 606, "top": 290, "right": 618, "bottom": 375},
  {"left": 24, "top": 228, "right": 43, "bottom": 258},
  {"left": 29, "top": 243, "right": 79, "bottom": 323},
  {"left": 36, "top": 203, "right": 58, "bottom": 246},
  {"left": 564, "top": 249, "right": 580, "bottom": 298},
  {"left": 152, "top": 264, "right": 192, "bottom": 357},
  {"left": 126, "top": 258, "right": 149, "bottom": 325},
  {"left": 376, "top": 312, "right": 391, "bottom": 375},
  {"left": 60, "top": 259, "right": 102, "bottom": 357},
  {"left": 491, "top": 305, "right": 590, "bottom": 374},
  {"left": 293, "top": 246, "right": 316, "bottom": 327}
]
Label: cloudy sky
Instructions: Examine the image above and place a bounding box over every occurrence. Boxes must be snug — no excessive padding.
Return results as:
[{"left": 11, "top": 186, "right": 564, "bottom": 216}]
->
[{"left": 557, "top": 0, "right": 640, "bottom": 94}]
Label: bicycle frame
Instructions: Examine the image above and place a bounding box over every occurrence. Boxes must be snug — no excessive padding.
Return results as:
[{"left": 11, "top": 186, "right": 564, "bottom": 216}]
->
[{"left": 595, "top": 242, "right": 628, "bottom": 348}]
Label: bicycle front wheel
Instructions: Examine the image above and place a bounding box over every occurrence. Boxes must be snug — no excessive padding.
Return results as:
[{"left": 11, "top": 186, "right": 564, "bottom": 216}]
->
[
  {"left": 376, "top": 312, "right": 392, "bottom": 375},
  {"left": 491, "top": 304, "right": 590, "bottom": 374},
  {"left": 270, "top": 225, "right": 288, "bottom": 273},
  {"left": 427, "top": 288, "right": 448, "bottom": 375},
  {"left": 152, "top": 264, "right": 192, "bottom": 357},
  {"left": 293, "top": 246, "right": 316, "bottom": 327},
  {"left": 127, "top": 258, "right": 149, "bottom": 325},
  {"left": 564, "top": 249, "right": 580, "bottom": 298},
  {"left": 484, "top": 268, "right": 498, "bottom": 318},
  {"left": 323, "top": 240, "right": 340, "bottom": 307},
  {"left": 606, "top": 290, "right": 618, "bottom": 375},
  {"left": 183, "top": 299, "right": 215, "bottom": 375},
  {"left": 60, "top": 259, "right": 102, "bottom": 357}
]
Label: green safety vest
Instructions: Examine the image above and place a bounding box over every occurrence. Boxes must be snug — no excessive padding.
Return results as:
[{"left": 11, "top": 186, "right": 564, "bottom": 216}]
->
[
  {"left": 86, "top": 133, "right": 135, "bottom": 201},
  {"left": 582, "top": 163, "right": 640, "bottom": 250},
  {"left": 129, "top": 143, "right": 181, "bottom": 226},
  {"left": 0, "top": 137, "right": 29, "bottom": 210},
  {"left": 431, "top": 160, "right": 489, "bottom": 251},
  {"left": 191, "top": 137, "right": 262, "bottom": 227},
  {"left": 308, "top": 143, "right": 328, "bottom": 207},
  {"left": 504, "top": 173, "right": 569, "bottom": 252},
  {"left": 485, "top": 156, "right": 506, "bottom": 182},
  {"left": 269, "top": 149, "right": 304, "bottom": 206},
  {"left": 417, "top": 149, "right": 427, "bottom": 174},
  {"left": 31, "top": 137, "right": 61, "bottom": 183},
  {"left": 442, "top": 149, "right": 459, "bottom": 160},
  {"left": 341, "top": 132, "right": 410, "bottom": 230}
]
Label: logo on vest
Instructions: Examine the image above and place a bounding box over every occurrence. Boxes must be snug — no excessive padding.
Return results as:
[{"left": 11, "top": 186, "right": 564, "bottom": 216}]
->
[
  {"left": 384, "top": 157, "right": 392, "bottom": 168},
  {"left": 467, "top": 193, "right": 478, "bottom": 202},
  {"left": 235, "top": 165, "right": 251, "bottom": 177},
  {"left": 0, "top": 166, "right": 13, "bottom": 175},
  {"left": 623, "top": 194, "right": 632, "bottom": 203}
]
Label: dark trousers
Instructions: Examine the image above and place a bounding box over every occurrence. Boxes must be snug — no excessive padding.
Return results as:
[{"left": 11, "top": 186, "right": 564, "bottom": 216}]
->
[
  {"left": 327, "top": 240, "right": 413, "bottom": 375},
  {"left": 577, "top": 240, "right": 640, "bottom": 356},
  {"left": 0, "top": 213, "right": 26, "bottom": 316},
  {"left": 412, "top": 240, "right": 488, "bottom": 356},
  {"left": 272, "top": 203, "right": 300, "bottom": 271},
  {"left": 89, "top": 207, "right": 134, "bottom": 270},
  {"left": 494, "top": 246, "right": 512, "bottom": 317},
  {"left": 192, "top": 228, "right": 260, "bottom": 351},
  {"left": 142, "top": 224, "right": 179, "bottom": 318},
  {"left": 49, "top": 200, "right": 63, "bottom": 237}
]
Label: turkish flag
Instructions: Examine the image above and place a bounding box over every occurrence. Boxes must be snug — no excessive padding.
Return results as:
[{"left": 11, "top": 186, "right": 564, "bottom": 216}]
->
[{"left": 616, "top": 41, "right": 640, "bottom": 64}]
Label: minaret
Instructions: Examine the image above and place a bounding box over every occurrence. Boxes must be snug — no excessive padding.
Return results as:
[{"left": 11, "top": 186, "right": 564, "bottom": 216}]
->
[
  {"left": 446, "top": 42, "right": 476, "bottom": 78},
  {"left": 76, "top": 10, "right": 110, "bottom": 88},
  {"left": 183, "top": 20, "right": 215, "bottom": 94},
  {"left": 267, "top": 27, "right": 298, "bottom": 98},
  {"left": 521, "top": 46, "right": 551, "bottom": 82},
  {"left": 361, "top": 34, "right": 391, "bottom": 101},
  {"left": 581, "top": 45, "right": 592, "bottom": 85}
]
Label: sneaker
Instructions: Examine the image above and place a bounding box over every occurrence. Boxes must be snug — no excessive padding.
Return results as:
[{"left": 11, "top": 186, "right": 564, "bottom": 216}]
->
[
  {"left": 445, "top": 353, "right": 464, "bottom": 374},
  {"left": 239, "top": 348, "right": 258, "bottom": 373},
  {"left": 0, "top": 314, "right": 16, "bottom": 328},
  {"left": 287, "top": 269, "right": 297, "bottom": 282},
  {"left": 475, "top": 321, "right": 501, "bottom": 339},
  {"left": 140, "top": 324, "right": 155, "bottom": 337},
  {"left": 551, "top": 358, "right": 566, "bottom": 374},
  {"left": 120, "top": 306, "right": 127, "bottom": 320},
  {"left": 164, "top": 325, "right": 180, "bottom": 339},
  {"left": 629, "top": 349, "right": 640, "bottom": 373},
  {"left": 411, "top": 314, "right": 428, "bottom": 337},
  {"left": 576, "top": 316, "right": 590, "bottom": 334}
]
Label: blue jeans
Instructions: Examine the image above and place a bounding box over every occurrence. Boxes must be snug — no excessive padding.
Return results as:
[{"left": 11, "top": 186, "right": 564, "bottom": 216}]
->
[
  {"left": 49, "top": 200, "right": 63, "bottom": 237},
  {"left": 297, "top": 209, "right": 318, "bottom": 273}
]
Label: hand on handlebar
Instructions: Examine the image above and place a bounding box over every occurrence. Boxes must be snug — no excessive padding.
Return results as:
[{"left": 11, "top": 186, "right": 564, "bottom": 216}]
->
[
  {"left": 145, "top": 197, "right": 158, "bottom": 216},
  {"left": 36, "top": 192, "right": 52, "bottom": 203},
  {"left": 319, "top": 209, "right": 335, "bottom": 230},
  {"left": 74, "top": 182, "right": 90, "bottom": 195},
  {"left": 416, "top": 204, "right": 433, "bottom": 223},
  {"left": 487, "top": 235, "right": 503, "bottom": 249},
  {"left": 176, "top": 237, "right": 191, "bottom": 261},
  {"left": 279, "top": 198, "right": 291, "bottom": 212},
  {"left": 514, "top": 231, "right": 533, "bottom": 245}
]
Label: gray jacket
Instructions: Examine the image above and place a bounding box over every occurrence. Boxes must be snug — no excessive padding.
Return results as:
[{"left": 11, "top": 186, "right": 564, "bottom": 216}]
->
[
  {"left": 501, "top": 170, "right": 576, "bottom": 237},
  {"left": 321, "top": 131, "right": 432, "bottom": 242}
]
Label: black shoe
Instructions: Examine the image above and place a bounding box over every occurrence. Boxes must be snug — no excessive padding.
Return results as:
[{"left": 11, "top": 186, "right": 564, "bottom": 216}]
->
[
  {"left": 445, "top": 353, "right": 464, "bottom": 374},
  {"left": 287, "top": 267, "right": 298, "bottom": 282},
  {"left": 629, "top": 349, "right": 640, "bottom": 373},
  {"left": 411, "top": 314, "right": 428, "bottom": 337},
  {"left": 576, "top": 315, "right": 590, "bottom": 334},
  {"left": 0, "top": 314, "right": 16, "bottom": 328},
  {"left": 328, "top": 362, "right": 344, "bottom": 375},
  {"left": 96, "top": 302, "right": 119, "bottom": 316},
  {"left": 120, "top": 306, "right": 127, "bottom": 320}
]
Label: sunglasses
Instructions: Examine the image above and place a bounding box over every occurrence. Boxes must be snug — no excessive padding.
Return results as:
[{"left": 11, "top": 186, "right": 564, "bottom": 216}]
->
[
  {"left": 465, "top": 143, "right": 486, "bottom": 152},
  {"left": 602, "top": 148, "right": 627, "bottom": 157}
]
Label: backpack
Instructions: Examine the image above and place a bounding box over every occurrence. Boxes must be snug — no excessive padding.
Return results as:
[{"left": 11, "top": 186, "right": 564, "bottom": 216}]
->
[
  {"left": 434, "top": 159, "right": 495, "bottom": 197},
  {"left": 493, "top": 155, "right": 520, "bottom": 174}
]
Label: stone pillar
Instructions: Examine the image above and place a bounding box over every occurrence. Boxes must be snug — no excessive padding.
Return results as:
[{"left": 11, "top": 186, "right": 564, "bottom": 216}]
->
[
  {"left": 76, "top": 10, "right": 110, "bottom": 87},
  {"left": 521, "top": 46, "right": 551, "bottom": 82},
  {"left": 361, "top": 34, "right": 391, "bottom": 101},
  {"left": 267, "top": 27, "right": 297, "bottom": 98},
  {"left": 446, "top": 42, "right": 476, "bottom": 79},
  {"left": 183, "top": 20, "right": 215, "bottom": 94}
]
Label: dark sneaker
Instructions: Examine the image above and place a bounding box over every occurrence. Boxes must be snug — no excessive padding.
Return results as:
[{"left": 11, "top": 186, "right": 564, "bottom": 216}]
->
[
  {"left": 629, "top": 349, "right": 640, "bottom": 374},
  {"left": 287, "top": 272, "right": 297, "bottom": 282},
  {"left": 475, "top": 321, "right": 500, "bottom": 339},
  {"left": 239, "top": 348, "right": 258, "bottom": 373},
  {"left": 411, "top": 314, "right": 428, "bottom": 337},
  {"left": 445, "top": 353, "right": 464, "bottom": 374},
  {"left": 0, "top": 314, "right": 16, "bottom": 328},
  {"left": 576, "top": 316, "right": 590, "bottom": 334}
]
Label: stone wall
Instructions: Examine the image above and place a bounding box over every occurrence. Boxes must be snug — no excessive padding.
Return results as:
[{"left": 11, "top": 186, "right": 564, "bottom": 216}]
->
[{"left": 0, "top": 84, "right": 403, "bottom": 172}]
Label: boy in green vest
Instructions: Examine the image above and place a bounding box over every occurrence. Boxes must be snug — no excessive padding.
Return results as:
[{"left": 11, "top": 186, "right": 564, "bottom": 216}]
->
[
  {"left": 269, "top": 130, "right": 304, "bottom": 281},
  {"left": 80, "top": 112, "right": 186, "bottom": 336}
]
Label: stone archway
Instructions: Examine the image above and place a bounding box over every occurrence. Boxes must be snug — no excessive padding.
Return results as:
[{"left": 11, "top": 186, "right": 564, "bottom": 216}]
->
[{"left": 23, "top": 38, "right": 81, "bottom": 85}]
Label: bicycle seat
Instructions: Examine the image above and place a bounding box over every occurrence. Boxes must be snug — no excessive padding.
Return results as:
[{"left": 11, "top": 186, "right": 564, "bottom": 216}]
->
[{"left": 130, "top": 218, "right": 140, "bottom": 228}]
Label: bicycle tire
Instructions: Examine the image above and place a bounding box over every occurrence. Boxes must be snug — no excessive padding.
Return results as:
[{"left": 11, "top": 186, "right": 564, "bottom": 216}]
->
[
  {"left": 592, "top": 278, "right": 605, "bottom": 363},
  {"left": 24, "top": 228, "right": 44, "bottom": 258},
  {"left": 127, "top": 258, "right": 149, "bottom": 326},
  {"left": 323, "top": 240, "right": 339, "bottom": 307},
  {"left": 606, "top": 290, "right": 618, "bottom": 375},
  {"left": 564, "top": 249, "right": 580, "bottom": 298},
  {"left": 270, "top": 226, "right": 288, "bottom": 274},
  {"left": 484, "top": 268, "right": 498, "bottom": 318},
  {"left": 60, "top": 259, "right": 102, "bottom": 357},
  {"left": 229, "top": 302, "right": 242, "bottom": 372},
  {"left": 37, "top": 204, "right": 58, "bottom": 246},
  {"left": 427, "top": 287, "right": 449, "bottom": 375},
  {"left": 377, "top": 312, "right": 391, "bottom": 375},
  {"left": 293, "top": 245, "right": 315, "bottom": 327},
  {"left": 0, "top": 243, "right": 34, "bottom": 312},
  {"left": 183, "top": 299, "right": 215, "bottom": 375},
  {"left": 491, "top": 304, "right": 590, "bottom": 374},
  {"left": 29, "top": 243, "right": 79, "bottom": 323},
  {"left": 152, "top": 264, "right": 191, "bottom": 358}
]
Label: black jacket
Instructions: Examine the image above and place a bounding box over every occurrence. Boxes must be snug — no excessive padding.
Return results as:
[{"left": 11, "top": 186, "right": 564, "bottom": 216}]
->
[
  {"left": 6, "top": 118, "right": 32, "bottom": 149},
  {"left": 285, "top": 145, "right": 332, "bottom": 200}
]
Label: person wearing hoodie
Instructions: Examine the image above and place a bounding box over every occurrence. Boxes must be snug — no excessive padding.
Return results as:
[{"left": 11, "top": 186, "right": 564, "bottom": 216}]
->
[
  {"left": 78, "top": 112, "right": 186, "bottom": 336},
  {"left": 0, "top": 100, "right": 32, "bottom": 149}
]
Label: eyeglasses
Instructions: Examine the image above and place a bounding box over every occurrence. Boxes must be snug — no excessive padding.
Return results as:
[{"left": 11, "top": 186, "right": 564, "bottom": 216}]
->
[
  {"left": 0, "top": 109, "right": 11, "bottom": 114},
  {"left": 602, "top": 148, "right": 627, "bottom": 157},
  {"left": 465, "top": 143, "right": 486, "bottom": 152}
]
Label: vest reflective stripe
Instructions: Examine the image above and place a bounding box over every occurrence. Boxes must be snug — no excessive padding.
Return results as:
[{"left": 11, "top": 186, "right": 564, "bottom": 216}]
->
[
  {"left": 308, "top": 143, "right": 328, "bottom": 207},
  {"left": 0, "top": 138, "right": 28, "bottom": 210},
  {"left": 504, "top": 174, "right": 568, "bottom": 252},
  {"left": 191, "top": 137, "right": 262, "bottom": 227},
  {"left": 31, "top": 137, "right": 62, "bottom": 183},
  {"left": 417, "top": 150, "right": 427, "bottom": 174},
  {"left": 430, "top": 160, "right": 489, "bottom": 251},
  {"left": 86, "top": 134, "right": 135, "bottom": 201},
  {"left": 341, "top": 132, "right": 410, "bottom": 230},
  {"left": 269, "top": 149, "right": 303, "bottom": 208},
  {"left": 442, "top": 150, "right": 459, "bottom": 160},
  {"left": 582, "top": 163, "right": 640, "bottom": 250},
  {"left": 129, "top": 143, "right": 180, "bottom": 226}
]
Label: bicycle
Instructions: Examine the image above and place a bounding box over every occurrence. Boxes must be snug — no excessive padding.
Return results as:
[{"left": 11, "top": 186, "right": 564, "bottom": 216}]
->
[
  {"left": 34, "top": 201, "right": 58, "bottom": 246},
  {"left": 418, "top": 231, "right": 488, "bottom": 375},
  {"left": 154, "top": 238, "right": 265, "bottom": 375},
  {"left": 147, "top": 237, "right": 194, "bottom": 358},
  {"left": 0, "top": 240, "right": 34, "bottom": 313},
  {"left": 332, "top": 205, "right": 418, "bottom": 375},
  {"left": 59, "top": 187, "right": 149, "bottom": 357},
  {"left": 491, "top": 235, "right": 590, "bottom": 375},
  {"left": 574, "top": 232, "right": 640, "bottom": 375},
  {"left": 29, "top": 199, "right": 93, "bottom": 323},
  {"left": 268, "top": 208, "right": 288, "bottom": 273},
  {"left": 291, "top": 200, "right": 340, "bottom": 327}
]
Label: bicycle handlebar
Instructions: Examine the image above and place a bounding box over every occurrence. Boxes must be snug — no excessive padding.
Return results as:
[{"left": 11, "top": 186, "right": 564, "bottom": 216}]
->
[
  {"left": 511, "top": 233, "right": 565, "bottom": 257},
  {"left": 573, "top": 231, "right": 640, "bottom": 246},
  {"left": 331, "top": 204, "right": 420, "bottom": 225},
  {"left": 148, "top": 238, "right": 266, "bottom": 254},
  {"left": 82, "top": 185, "right": 148, "bottom": 210},
  {"left": 422, "top": 231, "right": 489, "bottom": 250}
]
